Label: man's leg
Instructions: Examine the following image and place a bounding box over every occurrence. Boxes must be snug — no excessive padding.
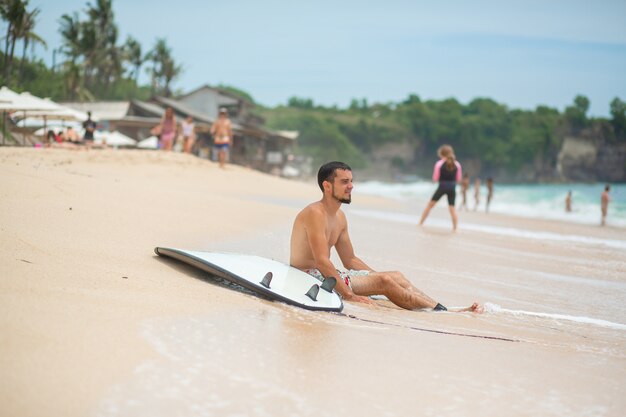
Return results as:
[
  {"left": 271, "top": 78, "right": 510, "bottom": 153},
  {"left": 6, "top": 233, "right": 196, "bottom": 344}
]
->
[
  {"left": 351, "top": 272, "right": 437, "bottom": 310},
  {"left": 351, "top": 271, "right": 483, "bottom": 312}
]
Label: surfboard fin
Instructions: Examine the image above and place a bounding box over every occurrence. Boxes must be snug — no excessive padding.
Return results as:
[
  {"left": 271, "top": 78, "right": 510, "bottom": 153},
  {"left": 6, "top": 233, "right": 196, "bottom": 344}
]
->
[
  {"left": 321, "top": 277, "right": 337, "bottom": 292},
  {"left": 259, "top": 272, "right": 273, "bottom": 288},
  {"left": 305, "top": 284, "right": 320, "bottom": 301}
]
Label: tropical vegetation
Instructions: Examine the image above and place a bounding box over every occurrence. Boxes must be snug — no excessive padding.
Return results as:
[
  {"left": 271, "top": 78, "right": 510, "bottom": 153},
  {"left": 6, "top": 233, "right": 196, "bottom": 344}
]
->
[
  {"left": 1, "top": 0, "right": 625, "bottom": 180},
  {"left": 1, "top": 0, "right": 181, "bottom": 101}
]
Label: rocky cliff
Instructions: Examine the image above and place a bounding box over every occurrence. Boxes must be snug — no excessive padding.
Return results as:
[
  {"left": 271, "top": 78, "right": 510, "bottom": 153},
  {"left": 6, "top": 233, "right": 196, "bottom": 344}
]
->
[{"left": 557, "top": 137, "right": 626, "bottom": 182}]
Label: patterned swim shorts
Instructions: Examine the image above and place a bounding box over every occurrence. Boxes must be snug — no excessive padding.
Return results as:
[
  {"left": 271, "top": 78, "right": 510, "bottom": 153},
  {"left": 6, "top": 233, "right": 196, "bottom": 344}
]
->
[{"left": 304, "top": 268, "right": 370, "bottom": 289}]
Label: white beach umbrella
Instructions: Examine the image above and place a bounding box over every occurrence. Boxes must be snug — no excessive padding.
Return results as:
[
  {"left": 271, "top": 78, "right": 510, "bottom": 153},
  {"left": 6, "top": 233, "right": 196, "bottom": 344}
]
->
[
  {"left": 137, "top": 135, "right": 158, "bottom": 149},
  {"left": 95, "top": 130, "right": 137, "bottom": 147},
  {"left": 33, "top": 125, "right": 77, "bottom": 136},
  {"left": 0, "top": 87, "right": 60, "bottom": 111}
]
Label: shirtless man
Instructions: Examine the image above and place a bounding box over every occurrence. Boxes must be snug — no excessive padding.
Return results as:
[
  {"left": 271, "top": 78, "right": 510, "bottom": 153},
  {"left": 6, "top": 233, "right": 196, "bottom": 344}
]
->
[
  {"left": 485, "top": 177, "right": 494, "bottom": 213},
  {"left": 565, "top": 191, "right": 572, "bottom": 213},
  {"left": 210, "top": 108, "right": 233, "bottom": 168},
  {"left": 601, "top": 185, "right": 611, "bottom": 226},
  {"left": 290, "top": 161, "right": 482, "bottom": 312},
  {"left": 473, "top": 178, "right": 481, "bottom": 211}
]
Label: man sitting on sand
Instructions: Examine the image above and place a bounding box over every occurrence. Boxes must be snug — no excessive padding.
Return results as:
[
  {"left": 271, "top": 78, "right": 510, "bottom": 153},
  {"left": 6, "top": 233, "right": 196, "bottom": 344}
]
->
[{"left": 290, "top": 161, "right": 483, "bottom": 313}]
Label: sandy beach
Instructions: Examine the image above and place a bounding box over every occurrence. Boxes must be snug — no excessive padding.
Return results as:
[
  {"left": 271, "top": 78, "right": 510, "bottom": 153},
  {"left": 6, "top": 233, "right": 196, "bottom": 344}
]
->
[{"left": 1, "top": 148, "right": 625, "bottom": 417}]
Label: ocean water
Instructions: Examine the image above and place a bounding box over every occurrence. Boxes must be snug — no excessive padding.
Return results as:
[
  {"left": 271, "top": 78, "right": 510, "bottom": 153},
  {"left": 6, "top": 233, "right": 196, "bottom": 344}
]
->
[
  {"left": 95, "top": 204, "right": 626, "bottom": 416},
  {"left": 356, "top": 181, "right": 626, "bottom": 228}
]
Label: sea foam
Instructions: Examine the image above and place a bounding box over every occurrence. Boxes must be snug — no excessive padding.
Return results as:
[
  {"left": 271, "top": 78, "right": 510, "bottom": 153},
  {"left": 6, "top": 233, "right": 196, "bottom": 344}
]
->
[
  {"left": 484, "top": 303, "right": 626, "bottom": 331},
  {"left": 348, "top": 208, "right": 626, "bottom": 250}
]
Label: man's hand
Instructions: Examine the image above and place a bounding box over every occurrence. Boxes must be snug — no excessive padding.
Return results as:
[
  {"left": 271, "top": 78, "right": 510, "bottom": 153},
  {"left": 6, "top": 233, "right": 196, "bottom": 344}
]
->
[{"left": 343, "top": 293, "right": 376, "bottom": 305}]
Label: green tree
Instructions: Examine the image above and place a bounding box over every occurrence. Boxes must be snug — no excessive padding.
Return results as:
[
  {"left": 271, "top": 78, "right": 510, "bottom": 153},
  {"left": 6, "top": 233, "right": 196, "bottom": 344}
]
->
[
  {"left": 17, "top": 5, "right": 46, "bottom": 84},
  {"left": 146, "top": 38, "right": 182, "bottom": 96},
  {"left": 287, "top": 96, "right": 314, "bottom": 109},
  {"left": 1, "top": 0, "right": 26, "bottom": 83},
  {"left": 564, "top": 94, "right": 590, "bottom": 133},
  {"left": 609, "top": 97, "right": 626, "bottom": 141},
  {"left": 123, "top": 35, "right": 143, "bottom": 85}
]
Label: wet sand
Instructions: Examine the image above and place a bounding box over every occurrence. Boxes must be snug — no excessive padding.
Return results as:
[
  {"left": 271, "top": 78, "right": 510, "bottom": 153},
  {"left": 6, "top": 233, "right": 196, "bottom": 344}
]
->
[{"left": 1, "top": 148, "right": 625, "bottom": 417}]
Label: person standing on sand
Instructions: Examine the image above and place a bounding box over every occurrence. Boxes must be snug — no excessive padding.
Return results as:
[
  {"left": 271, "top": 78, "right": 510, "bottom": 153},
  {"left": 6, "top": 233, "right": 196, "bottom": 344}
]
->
[
  {"left": 181, "top": 115, "right": 196, "bottom": 154},
  {"left": 290, "top": 161, "right": 482, "bottom": 313},
  {"left": 156, "top": 107, "right": 177, "bottom": 151},
  {"left": 565, "top": 191, "right": 572, "bottom": 213},
  {"left": 474, "top": 178, "right": 481, "bottom": 211},
  {"left": 419, "top": 145, "right": 462, "bottom": 231},
  {"left": 210, "top": 108, "right": 233, "bottom": 168},
  {"left": 601, "top": 185, "right": 611, "bottom": 226},
  {"left": 486, "top": 177, "right": 494, "bottom": 213},
  {"left": 459, "top": 173, "right": 470, "bottom": 211},
  {"left": 82, "top": 111, "right": 96, "bottom": 149}
]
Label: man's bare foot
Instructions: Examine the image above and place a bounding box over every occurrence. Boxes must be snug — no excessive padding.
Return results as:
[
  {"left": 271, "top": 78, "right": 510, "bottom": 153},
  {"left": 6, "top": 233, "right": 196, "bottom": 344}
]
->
[{"left": 451, "top": 303, "right": 483, "bottom": 313}]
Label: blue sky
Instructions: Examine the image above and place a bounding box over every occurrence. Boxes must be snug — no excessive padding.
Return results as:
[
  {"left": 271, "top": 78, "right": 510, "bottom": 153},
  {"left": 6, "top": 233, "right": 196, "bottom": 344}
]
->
[{"left": 21, "top": 0, "right": 626, "bottom": 116}]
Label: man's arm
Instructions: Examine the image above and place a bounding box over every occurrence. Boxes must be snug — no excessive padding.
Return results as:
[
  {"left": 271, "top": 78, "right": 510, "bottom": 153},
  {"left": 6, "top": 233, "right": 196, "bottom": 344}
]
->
[{"left": 335, "top": 211, "right": 373, "bottom": 272}]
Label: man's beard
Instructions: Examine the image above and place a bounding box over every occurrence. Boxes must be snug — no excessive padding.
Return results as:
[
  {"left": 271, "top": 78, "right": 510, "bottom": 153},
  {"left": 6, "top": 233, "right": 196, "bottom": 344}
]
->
[{"left": 332, "top": 187, "right": 351, "bottom": 204}]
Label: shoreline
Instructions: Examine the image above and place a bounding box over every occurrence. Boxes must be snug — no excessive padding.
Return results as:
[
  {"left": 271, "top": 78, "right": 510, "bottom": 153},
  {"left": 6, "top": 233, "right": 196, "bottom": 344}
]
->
[{"left": 2, "top": 148, "right": 625, "bottom": 417}]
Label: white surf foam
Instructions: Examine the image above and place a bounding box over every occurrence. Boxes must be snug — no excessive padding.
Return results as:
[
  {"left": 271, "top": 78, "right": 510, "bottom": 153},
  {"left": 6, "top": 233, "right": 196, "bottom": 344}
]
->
[
  {"left": 348, "top": 208, "right": 626, "bottom": 250},
  {"left": 483, "top": 303, "right": 626, "bottom": 331}
]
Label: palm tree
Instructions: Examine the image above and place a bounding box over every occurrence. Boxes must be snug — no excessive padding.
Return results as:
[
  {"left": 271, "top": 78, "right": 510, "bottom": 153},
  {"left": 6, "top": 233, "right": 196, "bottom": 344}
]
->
[
  {"left": 85, "top": 0, "right": 119, "bottom": 90},
  {"left": 123, "top": 35, "right": 143, "bottom": 84},
  {"left": 17, "top": 6, "right": 47, "bottom": 84},
  {"left": 146, "top": 38, "right": 169, "bottom": 94},
  {"left": 59, "top": 12, "right": 82, "bottom": 64},
  {"left": 62, "top": 60, "right": 94, "bottom": 101},
  {"left": 146, "top": 38, "right": 182, "bottom": 96},
  {"left": 1, "top": 0, "right": 26, "bottom": 82},
  {"left": 161, "top": 57, "right": 182, "bottom": 97}
]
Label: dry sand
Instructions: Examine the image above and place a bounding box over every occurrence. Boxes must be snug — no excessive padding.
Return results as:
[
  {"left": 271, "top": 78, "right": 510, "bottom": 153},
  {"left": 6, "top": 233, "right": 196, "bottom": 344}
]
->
[{"left": 1, "top": 148, "right": 625, "bottom": 417}]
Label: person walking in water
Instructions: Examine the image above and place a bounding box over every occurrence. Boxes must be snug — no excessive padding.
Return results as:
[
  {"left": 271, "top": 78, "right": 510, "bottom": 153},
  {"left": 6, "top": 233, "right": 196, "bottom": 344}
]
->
[
  {"left": 565, "top": 191, "right": 572, "bottom": 213},
  {"left": 473, "top": 178, "right": 481, "bottom": 211},
  {"left": 601, "top": 185, "right": 611, "bottom": 226},
  {"left": 485, "top": 177, "right": 494, "bottom": 213},
  {"left": 459, "top": 173, "right": 470, "bottom": 211},
  {"left": 419, "top": 145, "right": 462, "bottom": 231},
  {"left": 210, "top": 107, "right": 233, "bottom": 168}
]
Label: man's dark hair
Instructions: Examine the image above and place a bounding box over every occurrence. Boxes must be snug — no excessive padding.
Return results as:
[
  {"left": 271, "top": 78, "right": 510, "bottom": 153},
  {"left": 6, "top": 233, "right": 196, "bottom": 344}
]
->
[{"left": 317, "top": 161, "right": 352, "bottom": 191}]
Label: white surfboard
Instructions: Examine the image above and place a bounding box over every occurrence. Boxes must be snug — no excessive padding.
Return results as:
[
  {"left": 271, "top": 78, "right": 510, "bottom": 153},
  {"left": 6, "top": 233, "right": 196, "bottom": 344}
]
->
[{"left": 155, "top": 247, "right": 344, "bottom": 312}]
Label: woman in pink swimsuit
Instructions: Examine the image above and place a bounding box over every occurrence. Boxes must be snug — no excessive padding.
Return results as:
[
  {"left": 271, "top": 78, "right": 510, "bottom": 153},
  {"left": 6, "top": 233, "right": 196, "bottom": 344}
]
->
[{"left": 158, "top": 107, "right": 177, "bottom": 151}]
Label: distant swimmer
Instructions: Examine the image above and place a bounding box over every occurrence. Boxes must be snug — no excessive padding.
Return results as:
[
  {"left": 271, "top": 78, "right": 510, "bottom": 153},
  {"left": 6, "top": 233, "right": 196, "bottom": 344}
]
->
[
  {"left": 473, "top": 178, "right": 481, "bottom": 211},
  {"left": 601, "top": 185, "right": 611, "bottom": 226},
  {"left": 290, "top": 161, "right": 482, "bottom": 313},
  {"left": 565, "top": 191, "right": 572, "bottom": 213},
  {"left": 486, "top": 177, "right": 494, "bottom": 213},
  {"left": 459, "top": 173, "right": 470, "bottom": 211},
  {"left": 419, "top": 145, "right": 462, "bottom": 231}
]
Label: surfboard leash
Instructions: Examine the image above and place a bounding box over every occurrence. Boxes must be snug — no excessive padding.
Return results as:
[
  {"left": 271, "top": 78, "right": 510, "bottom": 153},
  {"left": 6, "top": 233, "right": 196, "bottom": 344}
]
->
[{"left": 338, "top": 313, "right": 520, "bottom": 342}]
